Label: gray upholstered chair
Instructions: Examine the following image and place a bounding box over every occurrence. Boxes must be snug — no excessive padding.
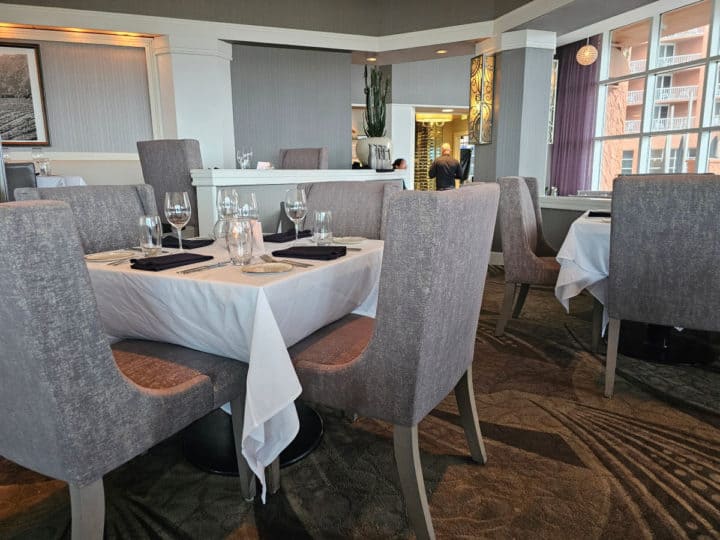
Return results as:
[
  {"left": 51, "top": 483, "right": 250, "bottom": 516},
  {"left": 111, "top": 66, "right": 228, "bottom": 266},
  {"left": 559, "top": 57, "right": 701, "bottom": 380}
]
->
[
  {"left": 522, "top": 176, "right": 556, "bottom": 257},
  {"left": 15, "top": 184, "right": 157, "bottom": 254},
  {"left": 303, "top": 180, "right": 403, "bottom": 239},
  {"left": 495, "top": 176, "right": 560, "bottom": 336},
  {"left": 288, "top": 185, "right": 500, "bottom": 540},
  {"left": 278, "top": 147, "right": 329, "bottom": 169},
  {"left": 136, "top": 139, "right": 203, "bottom": 233},
  {"left": 0, "top": 200, "right": 255, "bottom": 539},
  {"left": 3, "top": 161, "right": 37, "bottom": 201},
  {"left": 604, "top": 175, "right": 720, "bottom": 397}
]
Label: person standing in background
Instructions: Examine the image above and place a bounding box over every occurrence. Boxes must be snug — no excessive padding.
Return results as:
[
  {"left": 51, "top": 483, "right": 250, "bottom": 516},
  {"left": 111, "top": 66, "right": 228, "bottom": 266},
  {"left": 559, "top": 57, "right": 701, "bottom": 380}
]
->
[{"left": 428, "top": 143, "right": 462, "bottom": 190}]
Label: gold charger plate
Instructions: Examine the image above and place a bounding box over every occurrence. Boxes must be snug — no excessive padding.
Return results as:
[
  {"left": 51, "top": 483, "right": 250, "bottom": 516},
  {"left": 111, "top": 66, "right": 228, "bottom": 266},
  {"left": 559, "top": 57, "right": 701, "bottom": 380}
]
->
[
  {"left": 84, "top": 250, "right": 136, "bottom": 262},
  {"left": 333, "top": 236, "right": 365, "bottom": 245},
  {"left": 241, "top": 262, "right": 293, "bottom": 274}
]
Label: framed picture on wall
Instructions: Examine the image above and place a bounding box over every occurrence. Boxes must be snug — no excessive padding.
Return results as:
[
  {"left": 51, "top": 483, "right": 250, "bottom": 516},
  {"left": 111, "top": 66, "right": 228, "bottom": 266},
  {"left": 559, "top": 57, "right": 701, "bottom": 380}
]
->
[{"left": 0, "top": 43, "right": 49, "bottom": 146}]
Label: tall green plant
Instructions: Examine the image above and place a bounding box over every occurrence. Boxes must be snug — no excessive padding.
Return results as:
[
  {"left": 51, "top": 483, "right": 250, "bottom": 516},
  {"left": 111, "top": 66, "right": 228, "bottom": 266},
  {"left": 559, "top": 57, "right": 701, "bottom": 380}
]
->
[{"left": 363, "top": 65, "right": 390, "bottom": 137}]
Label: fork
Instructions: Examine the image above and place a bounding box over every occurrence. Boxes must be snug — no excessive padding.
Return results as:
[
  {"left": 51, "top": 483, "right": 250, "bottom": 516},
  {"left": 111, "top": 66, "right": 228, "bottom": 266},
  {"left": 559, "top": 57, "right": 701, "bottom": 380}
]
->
[{"left": 260, "top": 254, "right": 313, "bottom": 268}]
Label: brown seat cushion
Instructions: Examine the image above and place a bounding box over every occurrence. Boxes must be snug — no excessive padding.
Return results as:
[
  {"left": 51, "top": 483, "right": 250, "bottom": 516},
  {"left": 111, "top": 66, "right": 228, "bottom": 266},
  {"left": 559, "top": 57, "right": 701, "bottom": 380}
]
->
[
  {"left": 113, "top": 340, "right": 248, "bottom": 408},
  {"left": 289, "top": 314, "right": 375, "bottom": 370}
]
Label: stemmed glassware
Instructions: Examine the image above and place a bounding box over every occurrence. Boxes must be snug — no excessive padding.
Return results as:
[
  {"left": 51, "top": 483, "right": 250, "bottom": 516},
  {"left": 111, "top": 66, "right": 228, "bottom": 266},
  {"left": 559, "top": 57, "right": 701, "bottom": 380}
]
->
[
  {"left": 213, "top": 188, "right": 239, "bottom": 245},
  {"left": 164, "top": 191, "right": 192, "bottom": 251},
  {"left": 236, "top": 147, "right": 253, "bottom": 170},
  {"left": 284, "top": 187, "right": 307, "bottom": 245},
  {"left": 235, "top": 192, "right": 259, "bottom": 220}
]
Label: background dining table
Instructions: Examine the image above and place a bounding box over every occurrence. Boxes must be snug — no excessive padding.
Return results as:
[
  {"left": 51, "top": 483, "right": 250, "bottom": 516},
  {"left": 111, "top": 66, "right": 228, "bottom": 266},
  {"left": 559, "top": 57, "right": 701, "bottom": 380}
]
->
[{"left": 86, "top": 239, "right": 383, "bottom": 499}]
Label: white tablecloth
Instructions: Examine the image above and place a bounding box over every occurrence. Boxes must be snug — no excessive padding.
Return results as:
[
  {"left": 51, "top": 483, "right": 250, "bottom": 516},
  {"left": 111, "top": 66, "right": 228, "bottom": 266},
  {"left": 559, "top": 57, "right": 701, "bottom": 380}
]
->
[
  {"left": 555, "top": 213, "right": 611, "bottom": 326},
  {"left": 37, "top": 175, "right": 86, "bottom": 187},
  {"left": 87, "top": 240, "right": 382, "bottom": 499}
]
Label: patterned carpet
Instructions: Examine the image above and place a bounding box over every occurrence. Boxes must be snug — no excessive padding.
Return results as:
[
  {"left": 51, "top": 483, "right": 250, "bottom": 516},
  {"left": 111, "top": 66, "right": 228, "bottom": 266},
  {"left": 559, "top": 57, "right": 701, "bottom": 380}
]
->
[{"left": 2, "top": 269, "right": 719, "bottom": 539}]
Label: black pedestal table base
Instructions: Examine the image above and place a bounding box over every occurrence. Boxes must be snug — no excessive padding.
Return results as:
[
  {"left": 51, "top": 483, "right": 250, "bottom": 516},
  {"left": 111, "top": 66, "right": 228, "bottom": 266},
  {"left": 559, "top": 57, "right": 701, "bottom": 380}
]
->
[
  {"left": 618, "top": 321, "right": 716, "bottom": 365},
  {"left": 182, "top": 401, "right": 324, "bottom": 475}
]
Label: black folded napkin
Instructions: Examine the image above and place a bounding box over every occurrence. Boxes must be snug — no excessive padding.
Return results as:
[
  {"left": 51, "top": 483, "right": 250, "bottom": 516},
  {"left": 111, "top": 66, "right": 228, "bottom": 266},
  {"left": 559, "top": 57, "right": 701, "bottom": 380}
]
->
[
  {"left": 272, "top": 245, "right": 347, "bottom": 261},
  {"left": 263, "top": 229, "right": 312, "bottom": 243},
  {"left": 588, "top": 210, "right": 612, "bottom": 218},
  {"left": 162, "top": 236, "right": 215, "bottom": 249},
  {"left": 130, "top": 252, "right": 213, "bottom": 272}
]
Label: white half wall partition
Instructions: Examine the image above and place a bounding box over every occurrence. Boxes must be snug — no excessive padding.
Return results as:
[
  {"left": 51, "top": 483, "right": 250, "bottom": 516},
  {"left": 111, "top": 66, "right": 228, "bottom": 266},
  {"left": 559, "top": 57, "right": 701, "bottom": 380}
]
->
[{"left": 389, "top": 104, "right": 416, "bottom": 182}]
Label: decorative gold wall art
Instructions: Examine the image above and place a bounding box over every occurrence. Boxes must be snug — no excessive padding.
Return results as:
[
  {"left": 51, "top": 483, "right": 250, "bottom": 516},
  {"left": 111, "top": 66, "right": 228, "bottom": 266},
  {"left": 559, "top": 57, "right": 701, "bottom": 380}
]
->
[{"left": 468, "top": 54, "right": 494, "bottom": 145}]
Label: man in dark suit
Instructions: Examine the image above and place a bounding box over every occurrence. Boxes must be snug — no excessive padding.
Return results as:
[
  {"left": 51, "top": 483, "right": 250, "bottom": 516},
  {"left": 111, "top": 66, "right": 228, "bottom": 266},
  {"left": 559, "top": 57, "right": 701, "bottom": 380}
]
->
[{"left": 428, "top": 143, "right": 463, "bottom": 190}]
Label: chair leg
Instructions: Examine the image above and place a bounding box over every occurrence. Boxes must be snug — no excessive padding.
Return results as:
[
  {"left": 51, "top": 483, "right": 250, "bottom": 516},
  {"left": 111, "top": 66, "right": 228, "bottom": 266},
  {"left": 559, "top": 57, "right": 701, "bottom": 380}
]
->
[
  {"left": 69, "top": 479, "right": 104, "bottom": 540},
  {"left": 454, "top": 366, "right": 487, "bottom": 464},
  {"left": 591, "top": 298, "right": 603, "bottom": 353},
  {"left": 511, "top": 284, "right": 530, "bottom": 319},
  {"left": 393, "top": 425, "right": 435, "bottom": 540},
  {"left": 604, "top": 318, "right": 621, "bottom": 398},
  {"left": 230, "top": 396, "right": 257, "bottom": 501},
  {"left": 495, "top": 283, "right": 516, "bottom": 337}
]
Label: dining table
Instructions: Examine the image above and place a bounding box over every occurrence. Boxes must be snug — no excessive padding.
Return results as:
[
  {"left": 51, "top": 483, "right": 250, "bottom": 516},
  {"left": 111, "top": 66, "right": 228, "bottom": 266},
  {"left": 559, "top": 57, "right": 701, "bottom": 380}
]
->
[
  {"left": 86, "top": 238, "right": 383, "bottom": 499},
  {"left": 37, "top": 175, "right": 86, "bottom": 188}
]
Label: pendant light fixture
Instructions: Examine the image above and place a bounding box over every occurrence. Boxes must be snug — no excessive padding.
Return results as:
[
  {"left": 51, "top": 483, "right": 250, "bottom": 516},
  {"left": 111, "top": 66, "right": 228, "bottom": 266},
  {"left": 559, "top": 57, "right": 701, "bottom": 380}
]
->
[{"left": 576, "top": 37, "right": 598, "bottom": 66}]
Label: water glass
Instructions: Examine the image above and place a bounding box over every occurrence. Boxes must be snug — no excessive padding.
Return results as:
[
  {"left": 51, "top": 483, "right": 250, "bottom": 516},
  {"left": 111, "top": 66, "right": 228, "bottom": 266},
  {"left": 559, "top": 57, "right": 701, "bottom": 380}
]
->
[
  {"left": 226, "top": 218, "right": 253, "bottom": 265},
  {"left": 236, "top": 147, "right": 253, "bottom": 170},
  {"left": 313, "top": 210, "right": 333, "bottom": 246},
  {"left": 38, "top": 158, "right": 51, "bottom": 176},
  {"left": 217, "top": 188, "right": 239, "bottom": 218},
  {"left": 138, "top": 215, "right": 162, "bottom": 257}
]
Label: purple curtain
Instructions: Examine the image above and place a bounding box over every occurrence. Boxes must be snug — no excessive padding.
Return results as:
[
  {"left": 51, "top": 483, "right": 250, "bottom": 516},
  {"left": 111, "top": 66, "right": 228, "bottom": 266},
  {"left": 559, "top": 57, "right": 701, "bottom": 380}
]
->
[{"left": 550, "top": 35, "right": 600, "bottom": 195}]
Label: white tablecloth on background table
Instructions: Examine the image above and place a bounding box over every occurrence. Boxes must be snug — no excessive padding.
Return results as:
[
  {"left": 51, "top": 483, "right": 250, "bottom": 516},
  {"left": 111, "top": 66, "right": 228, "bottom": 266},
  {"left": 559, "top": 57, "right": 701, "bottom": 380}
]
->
[
  {"left": 37, "top": 175, "right": 86, "bottom": 188},
  {"left": 87, "top": 240, "right": 383, "bottom": 499},
  {"left": 555, "top": 212, "right": 611, "bottom": 326}
]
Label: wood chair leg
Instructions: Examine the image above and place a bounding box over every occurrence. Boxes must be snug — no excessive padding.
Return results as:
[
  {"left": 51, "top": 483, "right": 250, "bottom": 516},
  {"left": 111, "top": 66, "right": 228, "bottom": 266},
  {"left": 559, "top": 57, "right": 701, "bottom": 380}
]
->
[
  {"left": 511, "top": 284, "right": 530, "bottom": 319},
  {"left": 604, "top": 318, "right": 621, "bottom": 398},
  {"left": 454, "top": 366, "right": 487, "bottom": 464},
  {"left": 591, "top": 297, "right": 603, "bottom": 353},
  {"left": 230, "top": 396, "right": 256, "bottom": 501},
  {"left": 69, "top": 479, "right": 105, "bottom": 540},
  {"left": 495, "top": 283, "right": 516, "bottom": 337},
  {"left": 393, "top": 425, "right": 435, "bottom": 540}
]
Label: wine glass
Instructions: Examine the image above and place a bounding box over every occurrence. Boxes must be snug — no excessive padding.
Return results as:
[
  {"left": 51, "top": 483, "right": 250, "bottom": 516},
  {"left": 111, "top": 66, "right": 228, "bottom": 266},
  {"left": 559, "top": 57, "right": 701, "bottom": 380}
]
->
[
  {"left": 235, "top": 192, "right": 259, "bottom": 220},
  {"left": 164, "top": 191, "right": 192, "bottom": 251},
  {"left": 236, "top": 147, "right": 253, "bottom": 169},
  {"left": 284, "top": 187, "right": 307, "bottom": 245}
]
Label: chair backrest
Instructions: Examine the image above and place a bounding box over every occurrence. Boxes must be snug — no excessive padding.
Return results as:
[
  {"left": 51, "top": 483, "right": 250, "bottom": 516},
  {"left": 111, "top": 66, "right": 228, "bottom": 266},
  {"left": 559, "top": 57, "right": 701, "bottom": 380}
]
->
[
  {"left": 136, "top": 139, "right": 203, "bottom": 229},
  {"left": 278, "top": 147, "right": 329, "bottom": 169},
  {"left": 362, "top": 185, "right": 499, "bottom": 426},
  {"left": 0, "top": 201, "right": 137, "bottom": 484},
  {"left": 498, "top": 176, "right": 540, "bottom": 282},
  {"left": 4, "top": 162, "right": 37, "bottom": 201},
  {"left": 14, "top": 184, "right": 157, "bottom": 253},
  {"left": 303, "top": 180, "right": 403, "bottom": 239},
  {"left": 608, "top": 175, "right": 720, "bottom": 331}
]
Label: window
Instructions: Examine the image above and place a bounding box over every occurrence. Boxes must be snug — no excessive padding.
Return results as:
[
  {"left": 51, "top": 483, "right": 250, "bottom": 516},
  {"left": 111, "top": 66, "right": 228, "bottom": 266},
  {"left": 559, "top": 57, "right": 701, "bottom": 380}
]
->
[
  {"left": 593, "top": 0, "right": 715, "bottom": 188},
  {"left": 621, "top": 150, "right": 634, "bottom": 173}
]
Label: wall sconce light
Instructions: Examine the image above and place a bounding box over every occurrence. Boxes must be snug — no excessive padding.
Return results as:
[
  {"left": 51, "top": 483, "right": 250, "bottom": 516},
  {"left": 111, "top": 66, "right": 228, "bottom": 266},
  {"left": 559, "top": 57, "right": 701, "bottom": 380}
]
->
[
  {"left": 468, "top": 54, "right": 494, "bottom": 144},
  {"left": 576, "top": 38, "right": 598, "bottom": 66}
]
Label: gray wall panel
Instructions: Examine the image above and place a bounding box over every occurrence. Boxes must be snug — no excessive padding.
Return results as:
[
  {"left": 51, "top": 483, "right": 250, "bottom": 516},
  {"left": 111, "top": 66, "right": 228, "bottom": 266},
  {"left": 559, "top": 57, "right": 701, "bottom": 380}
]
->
[
  {"left": 391, "top": 55, "right": 472, "bottom": 106},
  {"left": 231, "top": 44, "right": 351, "bottom": 169},
  {"left": 24, "top": 41, "right": 152, "bottom": 152},
  {"left": 351, "top": 64, "right": 366, "bottom": 104}
]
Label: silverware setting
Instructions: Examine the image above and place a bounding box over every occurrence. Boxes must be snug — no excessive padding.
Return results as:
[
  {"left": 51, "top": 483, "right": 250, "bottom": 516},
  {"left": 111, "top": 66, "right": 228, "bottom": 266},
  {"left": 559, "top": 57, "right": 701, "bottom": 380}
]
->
[
  {"left": 260, "top": 254, "right": 313, "bottom": 268},
  {"left": 107, "top": 257, "right": 134, "bottom": 266},
  {"left": 177, "top": 260, "right": 231, "bottom": 274}
]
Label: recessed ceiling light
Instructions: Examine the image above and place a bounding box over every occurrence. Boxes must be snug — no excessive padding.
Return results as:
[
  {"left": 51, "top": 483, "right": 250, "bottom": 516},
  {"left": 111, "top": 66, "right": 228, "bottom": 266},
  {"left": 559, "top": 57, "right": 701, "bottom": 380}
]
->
[
  {"left": 436, "top": 49, "right": 448, "bottom": 54},
  {"left": 366, "top": 56, "right": 377, "bottom": 62},
  {"left": 441, "top": 108, "right": 454, "bottom": 113}
]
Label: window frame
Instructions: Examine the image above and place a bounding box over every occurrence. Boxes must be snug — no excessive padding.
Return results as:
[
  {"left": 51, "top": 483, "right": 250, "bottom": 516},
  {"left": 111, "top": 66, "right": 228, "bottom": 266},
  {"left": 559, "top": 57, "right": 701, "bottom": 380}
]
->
[{"left": 591, "top": 0, "right": 720, "bottom": 188}]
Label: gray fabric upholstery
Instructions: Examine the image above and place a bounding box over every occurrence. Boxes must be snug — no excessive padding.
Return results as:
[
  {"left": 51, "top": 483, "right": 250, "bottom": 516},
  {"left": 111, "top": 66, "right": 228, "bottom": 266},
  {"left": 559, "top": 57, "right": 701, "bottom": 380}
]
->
[
  {"left": 14, "top": 184, "right": 157, "bottom": 254},
  {"left": 0, "top": 201, "right": 248, "bottom": 488},
  {"left": 4, "top": 162, "right": 36, "bottom": 202},
  {"left": 303, "top": 180, "right": 403, "bottom": 239},
  {"left": 278, "top": 147, "right": 329, "bottom": 169},
  {"left": 498, "top": 176, "right": 560, "bottom": 285},
  {"left": 608, "top": 175, "right": 720, "bottom": 331},
  {"left": 522, "top": 177, "right": 556, "bottom": 257},
  {"left": 289, "top": 185, "right": 500, "bottom": 426},
  {"left": 136, "top": 139, "right": 203, "bottom": 230}
]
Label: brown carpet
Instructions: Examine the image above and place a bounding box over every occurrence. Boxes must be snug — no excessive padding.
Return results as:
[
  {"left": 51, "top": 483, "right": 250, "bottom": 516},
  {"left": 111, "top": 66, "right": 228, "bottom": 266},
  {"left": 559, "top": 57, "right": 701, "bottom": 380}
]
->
[{"left": 2, "top": 268, "right": 719, "bottom": 539}]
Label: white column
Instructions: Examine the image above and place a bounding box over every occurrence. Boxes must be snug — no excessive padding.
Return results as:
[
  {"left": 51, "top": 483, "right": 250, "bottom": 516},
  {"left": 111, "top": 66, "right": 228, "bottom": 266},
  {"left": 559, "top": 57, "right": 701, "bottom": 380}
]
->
[
  {"left": 389, "top": 103, "right": 416, "bottom": 189},
  {"left": 151, "top": 35, "right": 236, "bottom": 168}
]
